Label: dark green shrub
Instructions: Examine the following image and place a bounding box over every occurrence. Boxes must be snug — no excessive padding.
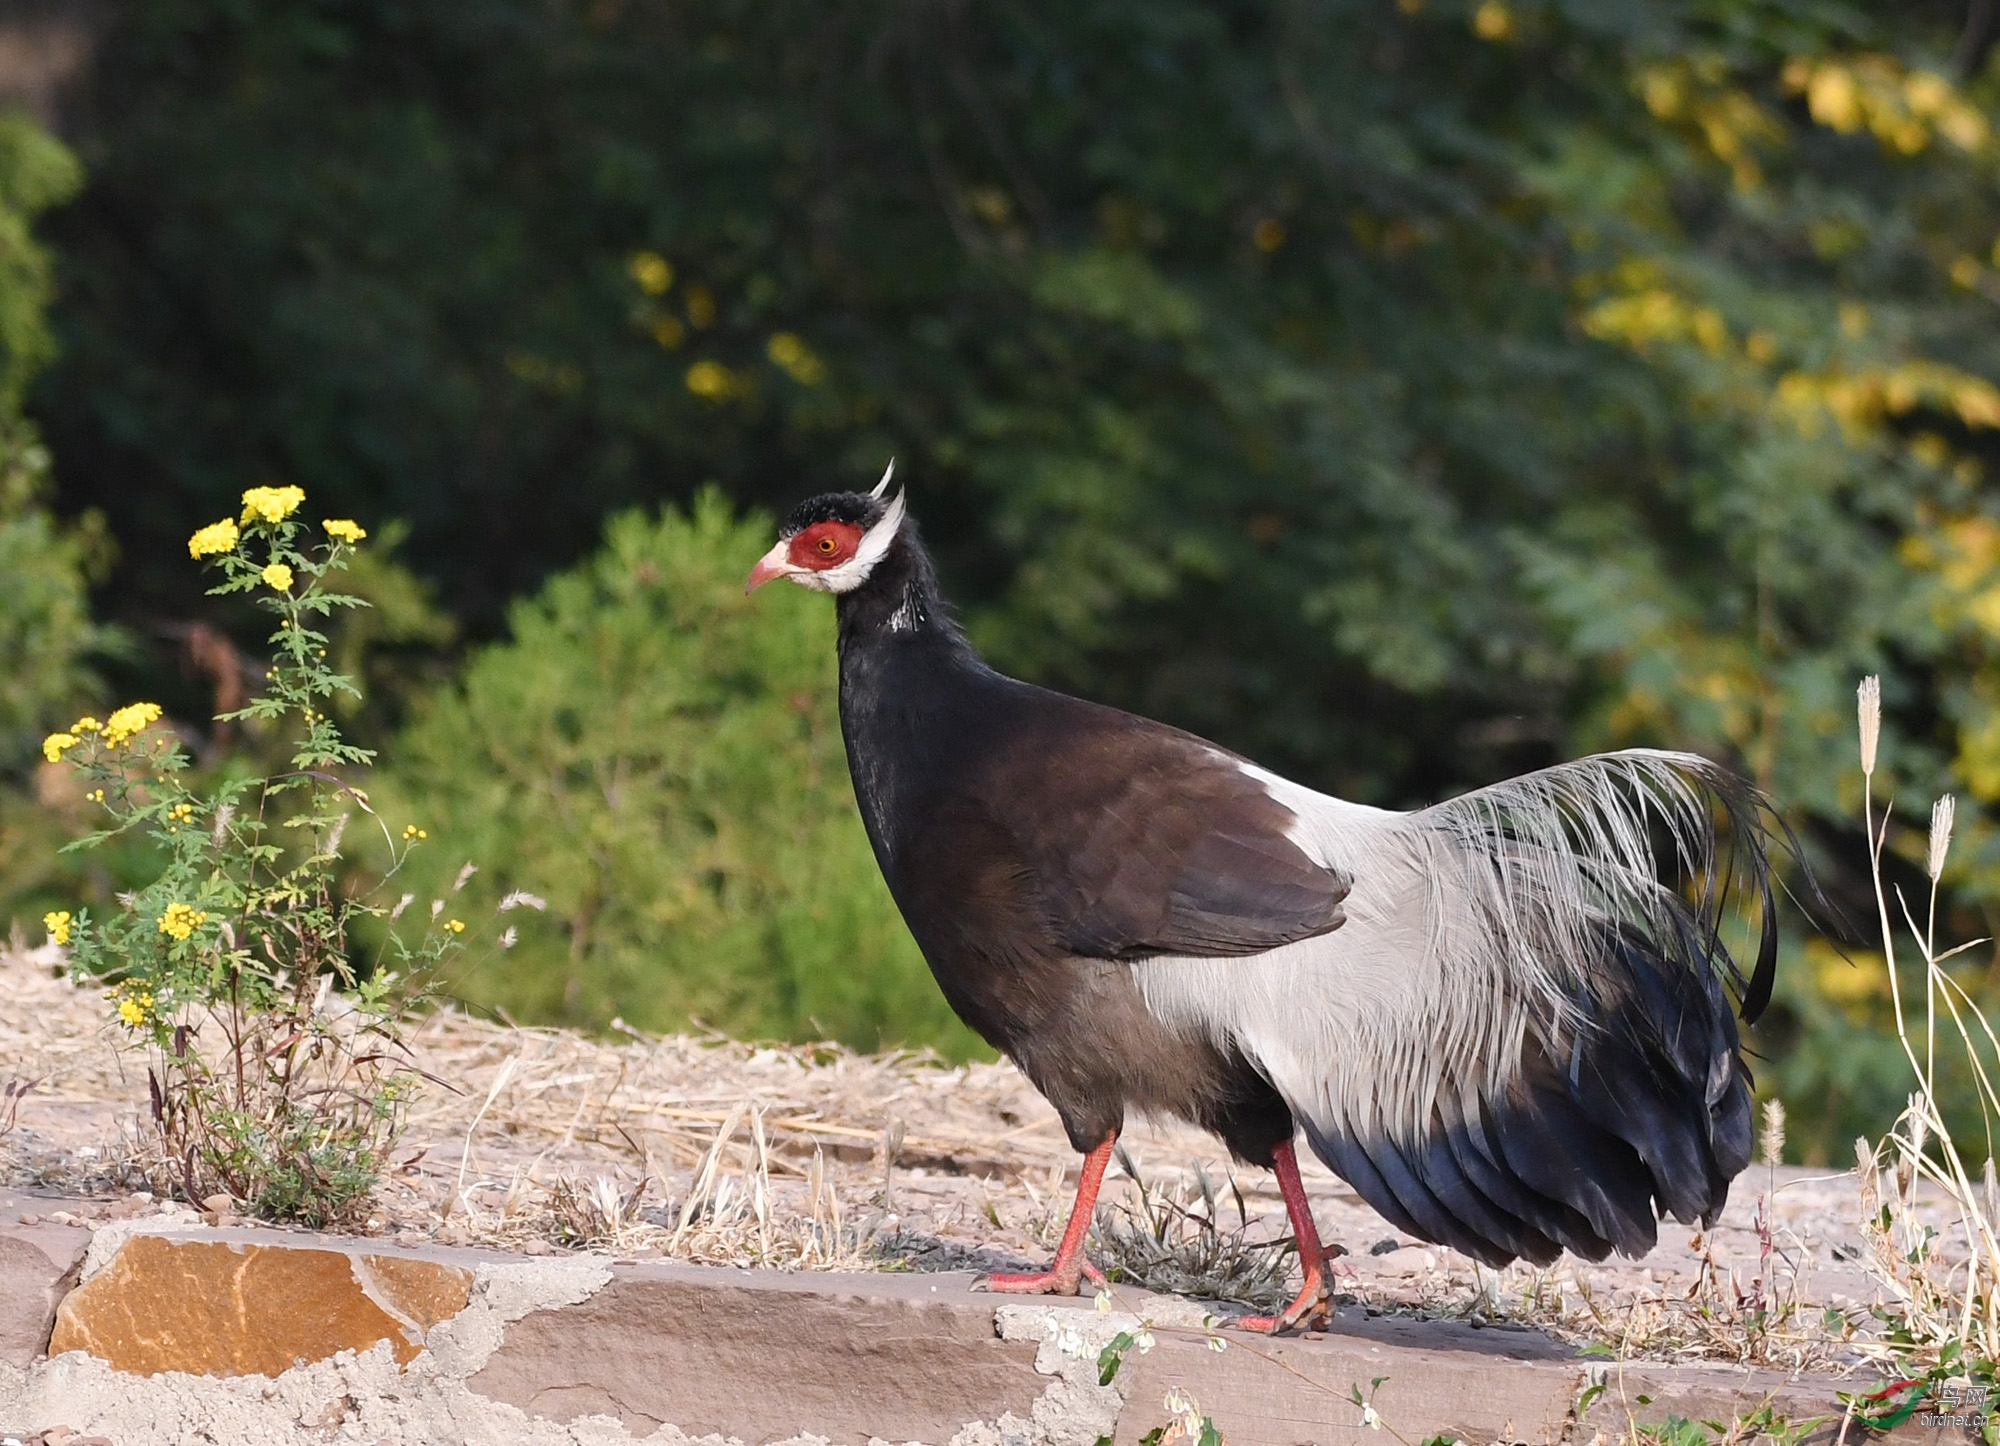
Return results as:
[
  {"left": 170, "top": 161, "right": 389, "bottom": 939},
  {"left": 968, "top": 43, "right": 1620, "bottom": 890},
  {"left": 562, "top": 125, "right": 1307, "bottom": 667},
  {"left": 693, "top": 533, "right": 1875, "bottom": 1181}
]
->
[{"left": 378, "top": 491, "right": 982, "bottom": 1056}]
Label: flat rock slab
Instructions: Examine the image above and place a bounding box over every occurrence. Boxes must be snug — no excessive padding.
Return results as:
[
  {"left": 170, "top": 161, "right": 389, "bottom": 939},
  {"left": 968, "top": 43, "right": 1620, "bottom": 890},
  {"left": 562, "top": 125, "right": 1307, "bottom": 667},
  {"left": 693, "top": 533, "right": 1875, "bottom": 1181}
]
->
[
  {"left": 0, "top": 1199, "right": 1953, "bottom": 1445},
  {"left": 52, "top": 1234, "right": 473, "bottom": 1375},
  {"left": 470, "top": 1269, "right": 1048, "bottom": 1441},
  {"left": 0, "top": 1216, "right": 90, "bottom": 1368}
]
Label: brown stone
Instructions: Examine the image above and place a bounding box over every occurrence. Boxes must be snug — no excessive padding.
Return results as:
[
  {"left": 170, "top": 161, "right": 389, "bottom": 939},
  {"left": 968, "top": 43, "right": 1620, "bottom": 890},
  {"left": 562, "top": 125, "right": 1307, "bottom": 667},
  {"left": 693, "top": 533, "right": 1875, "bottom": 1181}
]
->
[
  {"left": 49, "top": 1235, "right": 472, "bottom": 1377},
  {"left": 358, "top": 1252, "right": 473, "bottom": 1332},
  {"left": 0, "top": 1218, "right": 91, "bottom": 1367},
  {"left": 468, "top": 1267, "right": 1045, "bottom": 1445}
]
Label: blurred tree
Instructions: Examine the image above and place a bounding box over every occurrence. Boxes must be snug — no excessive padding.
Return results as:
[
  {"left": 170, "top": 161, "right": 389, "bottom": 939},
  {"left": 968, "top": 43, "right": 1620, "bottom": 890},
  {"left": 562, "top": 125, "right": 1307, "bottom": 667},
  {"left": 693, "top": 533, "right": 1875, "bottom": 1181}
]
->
[
  {"left": 370, "top": 491, "right": 979, "bottom": 1053},
  {"left": 0, "top": 111, "right": 99, "bottom": 777},
  {"left": 29, "top": 0, "right": 2000, "bottom": 1145}
]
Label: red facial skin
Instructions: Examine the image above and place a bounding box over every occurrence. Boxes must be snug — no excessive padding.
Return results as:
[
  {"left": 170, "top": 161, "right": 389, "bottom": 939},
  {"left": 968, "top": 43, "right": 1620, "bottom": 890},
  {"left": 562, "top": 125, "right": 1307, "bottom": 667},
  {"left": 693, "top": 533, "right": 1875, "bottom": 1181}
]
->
[
  {"left": 745, "top": 518, "right": 867, "bottom": 592},
  {"left": 788, "top": 520, "right": 863, "bottom": 570}
]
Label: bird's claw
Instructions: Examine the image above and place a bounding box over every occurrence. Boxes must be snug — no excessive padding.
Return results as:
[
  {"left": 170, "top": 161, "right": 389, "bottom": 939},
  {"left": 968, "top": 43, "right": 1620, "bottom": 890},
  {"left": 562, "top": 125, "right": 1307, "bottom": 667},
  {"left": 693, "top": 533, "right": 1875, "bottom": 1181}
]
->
[
  {"left": 980, "top": 1258, "right": 1106, "bottom": 1296},
  {"left": 1233, "top": 1250, "right": 1337, "bottom": 1334}
]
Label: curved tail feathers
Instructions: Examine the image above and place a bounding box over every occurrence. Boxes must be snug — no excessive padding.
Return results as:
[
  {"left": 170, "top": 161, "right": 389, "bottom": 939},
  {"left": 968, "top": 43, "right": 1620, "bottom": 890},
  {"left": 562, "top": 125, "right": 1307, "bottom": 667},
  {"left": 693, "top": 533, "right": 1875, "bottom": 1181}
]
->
[{"left": 1301, "top": 749, "right": 1779, "bottom": 1265}]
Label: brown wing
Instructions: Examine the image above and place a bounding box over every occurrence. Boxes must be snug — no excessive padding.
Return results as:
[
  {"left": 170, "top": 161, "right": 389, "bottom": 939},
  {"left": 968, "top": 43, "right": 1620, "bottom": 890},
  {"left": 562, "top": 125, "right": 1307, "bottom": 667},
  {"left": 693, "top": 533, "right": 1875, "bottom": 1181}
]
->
[{"left": 974, "top": 701, "right": 1350, "bottom": 960}]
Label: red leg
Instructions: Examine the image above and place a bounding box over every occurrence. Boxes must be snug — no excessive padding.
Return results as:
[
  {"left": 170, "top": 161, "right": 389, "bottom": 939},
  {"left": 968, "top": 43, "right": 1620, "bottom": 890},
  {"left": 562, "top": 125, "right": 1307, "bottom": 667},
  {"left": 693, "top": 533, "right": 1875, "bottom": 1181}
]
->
[
  {"left": 1237, "top": 1138, "right": 1339, "bottom": 1333},
  {"left": 985, "top": 1132, "right": 1116, "bottom": 1296}
]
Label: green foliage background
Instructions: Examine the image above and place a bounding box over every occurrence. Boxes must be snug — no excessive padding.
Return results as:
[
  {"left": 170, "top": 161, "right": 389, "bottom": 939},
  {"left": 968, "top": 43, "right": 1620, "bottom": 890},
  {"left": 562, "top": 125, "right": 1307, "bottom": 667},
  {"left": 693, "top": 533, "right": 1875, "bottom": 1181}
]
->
[
  {"left": 370, "top": 493, "right": 979, "bottom": 1054},
  {"left": 9, "top": 0, "right": 2000, "bottom": 1153}
]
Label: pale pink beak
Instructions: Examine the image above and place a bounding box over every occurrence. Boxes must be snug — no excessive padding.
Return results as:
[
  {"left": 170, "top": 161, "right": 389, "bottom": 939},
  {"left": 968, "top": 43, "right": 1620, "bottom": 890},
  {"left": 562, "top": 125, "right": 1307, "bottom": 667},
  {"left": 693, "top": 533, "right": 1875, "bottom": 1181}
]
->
[{"left": 746, "top": 538, "right": 801, "bottom": 594}]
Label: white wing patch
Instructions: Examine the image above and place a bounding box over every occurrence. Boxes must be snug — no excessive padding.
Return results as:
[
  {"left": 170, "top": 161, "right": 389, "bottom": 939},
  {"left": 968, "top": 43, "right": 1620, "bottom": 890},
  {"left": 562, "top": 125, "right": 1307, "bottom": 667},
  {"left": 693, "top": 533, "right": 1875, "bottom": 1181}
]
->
[{"left": 1136, "top": 749, "right": 1750, "bottom": 1151}]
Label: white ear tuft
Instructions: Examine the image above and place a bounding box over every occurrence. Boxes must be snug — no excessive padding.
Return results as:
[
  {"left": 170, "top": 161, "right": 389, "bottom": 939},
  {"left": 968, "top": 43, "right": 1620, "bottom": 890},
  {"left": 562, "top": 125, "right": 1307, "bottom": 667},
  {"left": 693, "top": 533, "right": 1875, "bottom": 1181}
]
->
[{"left": 870, "top": 458, "right": 896, "bottom": 499}]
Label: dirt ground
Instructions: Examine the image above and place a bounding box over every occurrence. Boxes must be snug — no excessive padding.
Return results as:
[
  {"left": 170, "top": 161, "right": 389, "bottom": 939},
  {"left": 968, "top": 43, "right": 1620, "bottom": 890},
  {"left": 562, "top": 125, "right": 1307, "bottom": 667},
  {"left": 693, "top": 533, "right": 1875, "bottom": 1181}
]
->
[{"left": 0, "top": 938, "right": 1932, "bottom": 1373}]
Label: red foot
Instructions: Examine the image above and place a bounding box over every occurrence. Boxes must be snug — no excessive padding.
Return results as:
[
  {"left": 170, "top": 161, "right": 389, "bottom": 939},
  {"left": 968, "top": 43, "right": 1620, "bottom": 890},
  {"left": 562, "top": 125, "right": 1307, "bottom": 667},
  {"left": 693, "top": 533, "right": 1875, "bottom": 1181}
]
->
[
  {"left": 1233, "top": 1139, "right": 1339, "bottom": 1334},
  {"left": 983, "top": 1258, "right": 1108, "bottom": 1296},
  {"left": 1235, "top": 1248, "right": 1337, "bottom": 1332},
  {"left": 979, "top": 1133, "right": 1117, "bottom": 1298}
]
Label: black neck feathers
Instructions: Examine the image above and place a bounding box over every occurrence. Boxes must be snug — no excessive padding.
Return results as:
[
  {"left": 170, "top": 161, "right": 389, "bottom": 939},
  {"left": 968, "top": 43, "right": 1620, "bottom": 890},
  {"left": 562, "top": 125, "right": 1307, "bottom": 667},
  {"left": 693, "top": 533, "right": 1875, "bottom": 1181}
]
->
[{"left": 834, "top": 522, "right": 969, "bottom": 656}]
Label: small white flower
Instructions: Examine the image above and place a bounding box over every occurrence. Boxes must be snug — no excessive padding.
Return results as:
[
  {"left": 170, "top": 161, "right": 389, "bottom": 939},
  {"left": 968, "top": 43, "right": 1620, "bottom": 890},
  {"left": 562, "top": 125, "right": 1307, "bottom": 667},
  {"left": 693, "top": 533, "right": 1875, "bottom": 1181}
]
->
[
  {"left": 1094, "top": 1290, "right": 1112, "bottom": 1313},
  {"left": 1361, "top": 1403, "right": 1382, "bottom": 1430},
  {"left": 1134, "top": 1328, "right": 1155, "bottom": 1353},
  {"left": 1206, "top": 1334, "right": 1227, "bottom": 1352}
]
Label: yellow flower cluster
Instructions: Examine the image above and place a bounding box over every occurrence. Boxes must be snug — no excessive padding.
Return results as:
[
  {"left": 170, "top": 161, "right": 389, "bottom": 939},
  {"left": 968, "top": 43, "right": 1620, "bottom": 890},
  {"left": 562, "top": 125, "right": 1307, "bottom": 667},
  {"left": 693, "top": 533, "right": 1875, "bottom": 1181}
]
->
[
  {"left": 1471, "top": 1, "right": 1511, "bottom": 40},
  {"left": 766, "top": 333, "right": 826, "bottom": 386},
  {"left": 1774, "top": 361, "right": 2000, "bottom": 441},
  {"left": 446, "top": 918, "right": 466, "bottom": 934},
  {"left": 166, "top": 801, "right": 195, "bottom": 832},
  {"left": 1635, "top": 60, "right": 1783, "bottom": 192},
  {"left": 156, "top": 901, "right": 207, "bottom": 942},
  {"left": 103, "top": 702, "right": 163, "bottom": 747},
  {"left": 628, "top": 250, "right": 674, "bottom": 295},
  {"left": 1783, "top": 55, "right": 1989, "bottom": 156},
  {"left": 43, "top": 910, "right": 71, "bottom": 946},
  {"left": 107, "top": 983, "right": 157, "bottom": 1029},
  {"left": 1582, "top": 286, "right": 1730, "bottom": 355},
  {"left": 45, "top": 705, "right": 160, "bottom": 760},
  {"left": 323, "top": 518, "right": 366, "bottom": 543},
  {"left": 188, "top": 518, "right": 241, "bottom": 558},
  {"left": 685, "top": 360, "right": 736, "bottom": 399},
  {"left": 401, "top": 824, "right": 429, "bottom": 840},
  {"left": 241, "top": 485, "right": 306, "bottom": 525},
  {"left": 262, "top": 562, "right": 295, "bottom": 591}
]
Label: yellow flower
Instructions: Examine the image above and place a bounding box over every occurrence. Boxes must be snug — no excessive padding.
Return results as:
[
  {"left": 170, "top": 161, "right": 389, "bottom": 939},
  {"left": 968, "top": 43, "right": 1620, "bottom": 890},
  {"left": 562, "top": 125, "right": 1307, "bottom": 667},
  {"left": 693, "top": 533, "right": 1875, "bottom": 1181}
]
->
[
  {"left": 765, "top": 332, "right": 825, "bottom": 385},
  {"left": 118, "top": 998, "right": 149, "bottom": 1027},
  {"left": 446, "top": 918, "right": 466, "bottom": 934},
  {"left": 42, "top": 732, "right": 78, "bottom": 763},
  {"left": 157, "top": 902, "right": 207, "bottom": 942},
  {"left": 43, "top": 910, "right": 71, "bottom": 946},
  {"left": 322, "top": 518, "right": 367, "bottom": 543},
  {"left": 402, "top": 824, "right": 428, "bottom": 840},
  {"left": 188, "top": 518, "right": 241, "bottom": 558},
  {"left": 685, "top": 360, "right": 734, "bottom": 399},
  {"left": 102, "top": 702, "right": 163, "bottom": 747},
  {"left": 71, "top": 716, "right": 100, "bottom": 733},
  {"left": 240, "top": 485, "right": 306, "bottom": 526},
  {"left": 1472, "top": 0, "right": 1512, "bottom": 40},
  {"left": 628, "top": 251, "right": 674, "bottom": 295},
  {"left": 261, "top": 562, "right": 295, "bottom": 591}
]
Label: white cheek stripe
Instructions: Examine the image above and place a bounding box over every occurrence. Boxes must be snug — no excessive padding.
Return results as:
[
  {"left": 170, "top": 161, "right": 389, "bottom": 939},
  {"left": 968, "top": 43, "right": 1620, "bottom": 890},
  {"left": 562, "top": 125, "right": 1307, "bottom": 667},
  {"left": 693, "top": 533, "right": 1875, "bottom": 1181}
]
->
[{"left": 799, "top": 489, "right": 907, "bottom": 593}]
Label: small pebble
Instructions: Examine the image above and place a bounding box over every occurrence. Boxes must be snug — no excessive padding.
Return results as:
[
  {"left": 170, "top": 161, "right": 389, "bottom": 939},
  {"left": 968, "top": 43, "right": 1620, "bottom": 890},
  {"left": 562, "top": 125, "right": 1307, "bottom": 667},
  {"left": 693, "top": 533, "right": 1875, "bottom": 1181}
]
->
[{"left": 1374, "top": 1246, "right": 1437, "bottom": 1277}]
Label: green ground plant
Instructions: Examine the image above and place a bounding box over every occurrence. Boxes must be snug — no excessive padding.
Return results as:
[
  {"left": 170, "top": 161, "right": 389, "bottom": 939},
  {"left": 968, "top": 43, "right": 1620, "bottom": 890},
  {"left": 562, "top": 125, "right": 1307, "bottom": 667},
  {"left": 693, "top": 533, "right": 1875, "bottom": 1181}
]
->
[{"left": 41, "top": 487, "right": 465, "bottom": 1225}]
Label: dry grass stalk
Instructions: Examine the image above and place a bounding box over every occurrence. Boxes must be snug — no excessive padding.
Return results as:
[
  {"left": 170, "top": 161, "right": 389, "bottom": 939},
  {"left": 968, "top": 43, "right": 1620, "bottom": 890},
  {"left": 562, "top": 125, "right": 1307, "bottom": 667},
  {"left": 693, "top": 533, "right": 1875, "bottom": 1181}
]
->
[{"left": 1851, "top": 674, "right": 2000, "bottom": 1370}]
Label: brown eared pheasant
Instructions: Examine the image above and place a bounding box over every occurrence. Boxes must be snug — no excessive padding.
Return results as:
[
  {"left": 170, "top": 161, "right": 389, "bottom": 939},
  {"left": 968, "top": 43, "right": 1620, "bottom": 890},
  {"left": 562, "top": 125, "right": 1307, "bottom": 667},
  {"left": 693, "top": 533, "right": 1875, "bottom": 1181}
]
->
[{"left": 747, "top": 465, "right": 1781, "bottom": 1332}]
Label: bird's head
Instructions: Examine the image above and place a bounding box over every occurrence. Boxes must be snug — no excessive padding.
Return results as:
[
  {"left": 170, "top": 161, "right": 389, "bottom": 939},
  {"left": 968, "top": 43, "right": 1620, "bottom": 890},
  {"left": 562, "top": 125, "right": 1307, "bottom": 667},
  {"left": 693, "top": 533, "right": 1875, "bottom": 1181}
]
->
[{"left": 745, "top": 462, "right": 907, "bottom": 595}]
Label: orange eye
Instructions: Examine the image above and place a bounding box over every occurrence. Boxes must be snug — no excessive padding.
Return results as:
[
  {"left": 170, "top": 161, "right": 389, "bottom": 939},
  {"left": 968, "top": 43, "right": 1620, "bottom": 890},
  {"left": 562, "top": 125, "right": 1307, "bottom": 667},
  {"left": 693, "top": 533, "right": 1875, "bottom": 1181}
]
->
[{"left": 817, "top": 536, "right": 838, "bottom": 554}]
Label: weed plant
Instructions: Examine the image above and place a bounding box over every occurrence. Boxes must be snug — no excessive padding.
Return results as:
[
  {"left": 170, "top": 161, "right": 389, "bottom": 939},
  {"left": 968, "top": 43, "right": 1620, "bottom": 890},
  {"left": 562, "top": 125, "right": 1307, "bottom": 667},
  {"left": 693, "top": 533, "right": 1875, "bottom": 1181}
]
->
[
  {"left": 41, "top": 489, "right": 464, "bottom": 1226},
  {"left": 1841, "top": 674, "right": 2000, "bottom": 1435}
]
